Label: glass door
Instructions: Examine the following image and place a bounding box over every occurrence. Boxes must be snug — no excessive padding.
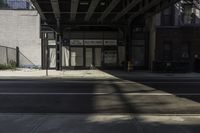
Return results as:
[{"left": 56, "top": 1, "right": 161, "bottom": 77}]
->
[
  {"left": 104, "top": 50, "right": 117, "bottom": 67},
  {"left": 85, "top": 48, "right": 93, "bottom": 67},
  {"left": 94, "top": 48, "right": 102, "bottom": 67},
  {"left": 132, "top": 39, "right": 148, "bottom": 70}
]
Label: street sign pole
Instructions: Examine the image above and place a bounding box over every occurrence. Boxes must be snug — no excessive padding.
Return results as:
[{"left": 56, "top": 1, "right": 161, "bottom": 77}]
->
[{"left": 44, "top": 33, "right": 48, "bottom": 76}]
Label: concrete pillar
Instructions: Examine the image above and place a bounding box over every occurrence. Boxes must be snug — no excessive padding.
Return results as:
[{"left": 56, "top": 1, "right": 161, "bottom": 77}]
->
[
  {"left": 145, "top": 16, "right": 156, "bottom": 71},
  {"left": 125, "top": 25, "right": 133, "bottom": 71}
]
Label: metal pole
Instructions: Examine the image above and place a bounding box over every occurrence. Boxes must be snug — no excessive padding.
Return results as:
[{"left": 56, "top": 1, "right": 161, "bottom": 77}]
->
[
  {"left": 16, "top": 47, "right": 19, "bottom": 67},
  {"left": 44, "top": 33, "right": 48, "bottom": 76},
  {"left": 6, "top": 47, "right": 8, "bottom": 65}
]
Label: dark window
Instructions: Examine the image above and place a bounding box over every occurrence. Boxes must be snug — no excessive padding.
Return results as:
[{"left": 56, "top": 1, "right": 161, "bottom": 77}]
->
[
  {"left": 0, "top": 0, "right": 31, "bottom": 9},
  {"left": 161, "top": 7, "right": 174, "bottom": 26},
  {"left": 179, "top": 43, "right": 190, "bottom": 59},
  {"left": 163, "top": 42, "right": 172, "bottom": 60},
  {"left": 182, "top": 4, "right": 195, "bottom": 24}
]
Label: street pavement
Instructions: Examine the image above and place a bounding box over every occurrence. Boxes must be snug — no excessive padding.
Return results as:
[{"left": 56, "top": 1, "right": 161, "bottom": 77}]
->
[{"left": 0, "top": 77, "right": 199, "bottom": 132}]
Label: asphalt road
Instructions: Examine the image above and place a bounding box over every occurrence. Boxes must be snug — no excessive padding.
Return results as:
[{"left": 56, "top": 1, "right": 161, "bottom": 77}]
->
[{"left": 0, "top": 78, "right": 199, "bottom": 114}]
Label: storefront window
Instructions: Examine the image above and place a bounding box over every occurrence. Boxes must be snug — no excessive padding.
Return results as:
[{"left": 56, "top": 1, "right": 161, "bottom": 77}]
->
[
  {"left": 163, "top": 42, "right": 172, "bottom": 60},
  {"left": 133, "top": 47, "right": 145, "bottom": 67},
  {"left": 132, "top": 40, "right": 146, "bottom": 67},
  {"left": 85, "top": 48, "right": 93, "bottom": 67},
  {"left": 62, "top": 47, "right": 70, "bottom": 67},
  {"left": 49, "top": 48, "right": 56, "bottom": 68},
  {"left": 95, "top": 48, "right": 102, "bottom": 67},
  {"left": 179, "top": 44, "right": 190, "bottom": 59},
  {"left": 104, "top": 50, "right": 117, "bottom": 65},
  {"left": 183, "top": 4, "right": 195, "bottom": 24},
  {"left": 71, "top": 47, "right": 83, "bottom": 66}
]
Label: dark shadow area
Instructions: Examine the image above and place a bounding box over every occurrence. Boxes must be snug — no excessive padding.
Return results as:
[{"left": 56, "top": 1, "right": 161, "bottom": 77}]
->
[
  {"left": 101, "top": 70, "right": 200, "bottom": 113},
  {"left": 0, "top": 74, "right": 199, "bottom": 114},
  {"left": 0, "top": 80, "right": 96, "bottom": 113},
  {"left": 103, "top": 70, "right": 200, "bottom": 103},
  {"left": 0, "top": 114, "right": 199, "bottom": 133}
]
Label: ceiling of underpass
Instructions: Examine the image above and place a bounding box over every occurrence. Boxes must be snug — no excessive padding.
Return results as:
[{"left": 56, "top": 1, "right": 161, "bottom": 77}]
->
[{"left": 31, "top": 0, "right": 180, "bottom": 28}]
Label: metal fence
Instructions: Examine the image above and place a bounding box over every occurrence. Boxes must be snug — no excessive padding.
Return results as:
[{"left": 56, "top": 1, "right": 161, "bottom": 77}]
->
[
  {"left": 0, "top": 45, "right": 36, "bottom": 68},
  {"left": 0, "top": 45, "right": 17, "bottom": 65}
]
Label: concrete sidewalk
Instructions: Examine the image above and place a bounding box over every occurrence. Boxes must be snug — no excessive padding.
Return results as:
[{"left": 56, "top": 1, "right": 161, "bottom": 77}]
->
[
  {"left": 1, "top": 68, "right": 200, "bottom": 79},
  {"left": 0, "top": 69, "right": 116, "bottom": 79},
  {"left": 104, "top": 70, "right": 200, "bottom": 79}
]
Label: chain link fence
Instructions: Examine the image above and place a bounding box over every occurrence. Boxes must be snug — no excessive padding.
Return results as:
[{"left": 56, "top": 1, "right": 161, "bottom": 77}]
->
[
  {"left": 0, "top": 45, "right": 16, "bottom": 66},
  {"left": 0, "top": 45, "right": 36, "bottom": 68}
]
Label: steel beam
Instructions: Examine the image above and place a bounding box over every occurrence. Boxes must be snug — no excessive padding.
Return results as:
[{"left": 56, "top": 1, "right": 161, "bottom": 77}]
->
[
  {"left": 85, "top": 0, "right": 101, "bottom": 21},
  {"left": 98, "top": 0, "right": 121, "bottom": 22},
  {"left": 50, "top": 0, "right": 60, "bottom": 19},
  {"left": 128, "top": 0, "right": 179, "bottom": 24},
  {"left": 112, "top": 0, "right": 141, "bottom": 22},
  {"left": 30, "top": 0, "right": 46, "bottom": 20},
  {"left": 71, "top": 0, "right": 79, "bottom": 21}
]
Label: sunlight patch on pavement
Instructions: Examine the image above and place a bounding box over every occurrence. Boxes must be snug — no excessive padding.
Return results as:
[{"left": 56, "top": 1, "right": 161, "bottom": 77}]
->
[{"left": 86, "top": 115, "right": 131, "bottom": 123}]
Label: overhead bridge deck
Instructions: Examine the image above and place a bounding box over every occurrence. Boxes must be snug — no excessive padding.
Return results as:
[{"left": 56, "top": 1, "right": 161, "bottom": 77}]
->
[{"left": 31, "top": 0, "right": 180, "bottom": 27}]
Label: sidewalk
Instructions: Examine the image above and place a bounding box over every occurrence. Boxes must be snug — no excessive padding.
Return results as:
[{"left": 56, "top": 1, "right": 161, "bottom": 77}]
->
[
  {"left": 1, "top": 68, "right": 200, "bottom": 79},
  {"left": 0, "top": 69, "right": 116, "bottom": 80},
  {"left": 104, "top": 70, "right": 200, "bottom": 79}
]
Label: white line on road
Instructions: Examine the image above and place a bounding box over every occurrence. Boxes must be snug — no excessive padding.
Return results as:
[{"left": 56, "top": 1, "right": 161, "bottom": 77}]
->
[
  {"left": 0, "top": 92, "right": 199, "bottom": 96},
  {"left": 1, "top": 81, "right": 200, "bottom": 84}
]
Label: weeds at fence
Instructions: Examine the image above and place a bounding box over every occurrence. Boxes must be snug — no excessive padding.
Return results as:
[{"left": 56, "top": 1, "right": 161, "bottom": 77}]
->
[{"left": 0, "top": 60, "right": 16, "bottom": 70}]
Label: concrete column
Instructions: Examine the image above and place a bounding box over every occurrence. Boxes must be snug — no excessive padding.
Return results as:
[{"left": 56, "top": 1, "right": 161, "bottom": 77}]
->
[
  {"left": 145, "top": 16, "right": 156, "bottom": 71},
  {"left": 125, "top": 25, "right": 133, "bottom": 71}
]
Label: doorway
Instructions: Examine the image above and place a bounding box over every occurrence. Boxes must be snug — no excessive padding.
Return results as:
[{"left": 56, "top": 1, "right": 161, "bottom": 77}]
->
[
  {"left": 85, "top": 47, "right": 102, "bottom": 68},
  {"left": 48, "top": 47, "right": 56, "bottom": 69}
]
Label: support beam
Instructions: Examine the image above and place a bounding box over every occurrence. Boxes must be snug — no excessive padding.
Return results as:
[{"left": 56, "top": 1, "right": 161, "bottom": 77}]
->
[
  {"left": 112, "top": 0, "right": 141, "bottom": 22},
  {"left": 71, "top": 0, "right": 79, "bottom": 21},
  {"left": 128, "top": 0, "right": 179, "bottom": 24},
  {"left": 50, "top": 0, "right": 60, "bottom": 19},
  {"left": 30, "top": 0, "right": 46, "bottom": 20},
  {"left": 85, "top": 0, "right": 101, "bottom": 21},
  {"left": 98, "top": 0, "right": 120, "bottom": 22}
]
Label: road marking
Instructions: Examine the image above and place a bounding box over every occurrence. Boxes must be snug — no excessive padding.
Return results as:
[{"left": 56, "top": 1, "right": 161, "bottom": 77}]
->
[
  {"left": 0, "top": 80, "right": 200, "bottom": 84},
  {"left": 0, "top": 92, "right": 199, "bottom": 96}
]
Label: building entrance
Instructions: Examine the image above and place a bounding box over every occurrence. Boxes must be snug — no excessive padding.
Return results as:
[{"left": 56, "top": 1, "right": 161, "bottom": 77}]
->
[
  {"left": 48, "top": 46, "right": 56, "bottom": 69},
  {"left": 85, "top": 47, "right": 102, "bottom": 68}
]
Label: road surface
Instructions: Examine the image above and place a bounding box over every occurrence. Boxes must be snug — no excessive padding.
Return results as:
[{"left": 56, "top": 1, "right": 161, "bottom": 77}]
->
[{"left": 0, "top": 78, "right": 199, "bottom": 133}]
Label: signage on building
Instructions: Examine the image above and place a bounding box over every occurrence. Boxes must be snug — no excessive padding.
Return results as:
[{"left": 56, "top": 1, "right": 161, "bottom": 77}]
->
[
  {"left": 84, "top": 40, "right": 103, "bottom": 46},
  {"left": 104, "top": 40, "right": 117, "bottom": 46},
  {"left": 70, "top": 39, "right": 83, "bottom": 46},
  {"left": 48, "top": 40, "right": 56, "bottom": 45}
]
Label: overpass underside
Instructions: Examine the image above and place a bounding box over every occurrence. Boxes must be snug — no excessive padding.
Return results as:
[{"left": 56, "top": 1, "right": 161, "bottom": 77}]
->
[{"left": 31, "top": 0, "right": 179, "bottom": 70}]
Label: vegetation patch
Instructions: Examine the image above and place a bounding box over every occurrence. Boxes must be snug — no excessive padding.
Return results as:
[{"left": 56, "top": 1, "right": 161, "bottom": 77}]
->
[{"left": 0, "top": 60, "right": 16, "bottom": 70}]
